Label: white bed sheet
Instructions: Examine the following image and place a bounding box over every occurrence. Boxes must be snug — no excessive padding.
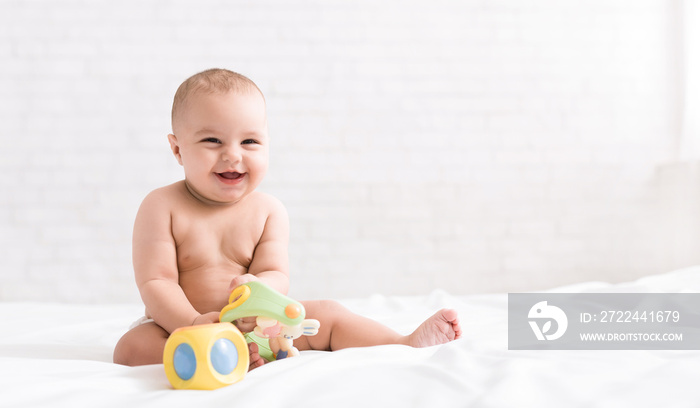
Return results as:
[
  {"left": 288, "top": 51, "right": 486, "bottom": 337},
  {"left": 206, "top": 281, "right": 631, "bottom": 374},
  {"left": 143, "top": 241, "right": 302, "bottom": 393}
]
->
[{"left": 2, "top": 267, "right": 700, "bottom": 407}]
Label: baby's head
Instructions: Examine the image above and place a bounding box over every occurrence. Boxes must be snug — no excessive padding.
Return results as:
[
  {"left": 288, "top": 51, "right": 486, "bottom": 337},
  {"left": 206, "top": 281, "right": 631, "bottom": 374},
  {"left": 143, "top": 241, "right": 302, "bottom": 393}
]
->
[
  {"left": 171, "top": 68, "right": 265, "bottom": 135},
  {"left": 168, "top": 69, "right": 269, "bottom": 205}
]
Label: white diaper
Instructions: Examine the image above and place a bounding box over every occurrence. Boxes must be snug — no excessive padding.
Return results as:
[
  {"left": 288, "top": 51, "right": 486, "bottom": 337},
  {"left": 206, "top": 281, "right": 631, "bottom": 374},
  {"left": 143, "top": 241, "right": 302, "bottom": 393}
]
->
[{"left": 129, "top": 316, "right": 155, "bottom": 330}]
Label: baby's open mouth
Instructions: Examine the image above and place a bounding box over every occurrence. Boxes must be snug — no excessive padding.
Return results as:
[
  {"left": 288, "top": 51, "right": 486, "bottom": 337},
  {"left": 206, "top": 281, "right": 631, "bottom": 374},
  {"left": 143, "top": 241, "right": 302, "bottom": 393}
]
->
[{"left": 218, "top": 172, "right": 244, "bottom": 180}]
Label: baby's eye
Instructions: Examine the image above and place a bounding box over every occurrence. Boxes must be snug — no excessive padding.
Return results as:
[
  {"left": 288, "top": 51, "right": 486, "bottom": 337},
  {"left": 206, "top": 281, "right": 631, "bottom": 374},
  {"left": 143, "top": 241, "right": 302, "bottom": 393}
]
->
[
  {"left": 241, "top": 139, "right": 259, "bottom": 145},
  {"left": 201, "top": 137, "right": 222, "bottom": 144}
]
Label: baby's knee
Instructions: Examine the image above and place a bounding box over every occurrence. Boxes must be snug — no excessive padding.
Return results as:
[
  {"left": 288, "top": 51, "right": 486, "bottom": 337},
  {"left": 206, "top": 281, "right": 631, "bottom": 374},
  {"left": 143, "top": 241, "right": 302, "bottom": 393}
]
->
[
  {"left": 301, "top": 299, "right": 347, "bottom": 321},
  {"left": 113, "top": 333, "right": 137, "bottom": 366},
  {"left": 113, "top": 324, "right": 168, "bottom": 366}
]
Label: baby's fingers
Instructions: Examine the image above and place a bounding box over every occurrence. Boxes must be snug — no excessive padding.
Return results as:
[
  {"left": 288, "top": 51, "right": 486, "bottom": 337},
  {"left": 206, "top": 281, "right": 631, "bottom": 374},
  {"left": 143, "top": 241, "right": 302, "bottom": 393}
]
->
[
  {"left": 228, "top": 274, "right": 259, "bottom": 292},
  {"left": 234, "top": 317, "right": 257, "bottom": 333}
]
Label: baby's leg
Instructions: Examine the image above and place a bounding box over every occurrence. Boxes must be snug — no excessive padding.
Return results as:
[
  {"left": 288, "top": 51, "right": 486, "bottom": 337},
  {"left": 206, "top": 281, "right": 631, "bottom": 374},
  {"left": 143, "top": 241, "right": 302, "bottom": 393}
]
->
[
  {"left": 294, "top": 300, "right": 462, "bottom": 352},
  {"left": 113, "top": 321, "right": 169, "bottom": 366},
  {"left": 114, "top": 322, "right": 266, "bottom": 370}
]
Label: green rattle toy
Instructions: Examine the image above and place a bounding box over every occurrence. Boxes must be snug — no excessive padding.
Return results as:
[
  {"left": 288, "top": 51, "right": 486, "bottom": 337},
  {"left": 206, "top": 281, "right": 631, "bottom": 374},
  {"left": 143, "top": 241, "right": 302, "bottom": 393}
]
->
[{"left": 163, "top": 281, "right": 320, "bottom": 390}]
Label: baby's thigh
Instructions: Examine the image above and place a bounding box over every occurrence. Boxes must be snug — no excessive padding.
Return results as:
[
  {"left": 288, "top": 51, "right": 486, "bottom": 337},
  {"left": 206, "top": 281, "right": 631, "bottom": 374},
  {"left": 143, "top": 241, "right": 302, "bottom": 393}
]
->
[
  {"left": 113, "top": 322, "right": 170, "bottom": 366},
  {"left": 299, "top": 299, "right": 345, "bottom": 320},
  {"left": 293, "top": 300, "right": 345, "bottom": 352}
]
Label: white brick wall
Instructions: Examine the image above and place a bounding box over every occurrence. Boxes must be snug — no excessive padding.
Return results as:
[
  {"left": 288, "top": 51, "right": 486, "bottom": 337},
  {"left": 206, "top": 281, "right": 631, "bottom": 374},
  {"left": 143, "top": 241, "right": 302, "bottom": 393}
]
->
[{"left": 0, "top": 0, "right": 693, "bottom": 303}]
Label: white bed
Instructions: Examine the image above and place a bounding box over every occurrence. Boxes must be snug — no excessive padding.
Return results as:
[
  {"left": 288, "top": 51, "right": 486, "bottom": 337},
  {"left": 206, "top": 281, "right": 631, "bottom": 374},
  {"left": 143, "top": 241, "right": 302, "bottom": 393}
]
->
[{"left": 2, "top": 267, "right": 700, "bottom": 407}]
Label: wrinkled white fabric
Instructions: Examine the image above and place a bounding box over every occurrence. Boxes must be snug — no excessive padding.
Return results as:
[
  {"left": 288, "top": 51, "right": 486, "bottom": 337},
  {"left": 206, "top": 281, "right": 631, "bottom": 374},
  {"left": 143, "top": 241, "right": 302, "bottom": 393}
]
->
[{"left": 1, "top": 267, "right": 700, "bottom": 407}]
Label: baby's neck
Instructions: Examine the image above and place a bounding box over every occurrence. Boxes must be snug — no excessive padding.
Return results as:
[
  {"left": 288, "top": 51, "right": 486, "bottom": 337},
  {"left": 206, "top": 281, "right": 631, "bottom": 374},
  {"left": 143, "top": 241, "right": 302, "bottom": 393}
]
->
[{"left": 183, "top": 179, "right": 245, "bottom": 207}]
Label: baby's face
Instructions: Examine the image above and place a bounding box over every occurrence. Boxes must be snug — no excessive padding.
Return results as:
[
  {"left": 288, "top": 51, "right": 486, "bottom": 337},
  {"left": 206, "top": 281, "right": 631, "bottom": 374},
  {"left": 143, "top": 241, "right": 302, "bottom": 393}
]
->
[{"left": 169, "top": 90, "right": 269, "bottom": 205}]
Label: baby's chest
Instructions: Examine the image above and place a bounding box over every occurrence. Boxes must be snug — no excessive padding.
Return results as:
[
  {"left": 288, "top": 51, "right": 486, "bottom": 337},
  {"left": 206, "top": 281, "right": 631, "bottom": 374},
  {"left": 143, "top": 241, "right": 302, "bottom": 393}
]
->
[{"left": 174, "top": 214, "right": 266, "bottom": 268}]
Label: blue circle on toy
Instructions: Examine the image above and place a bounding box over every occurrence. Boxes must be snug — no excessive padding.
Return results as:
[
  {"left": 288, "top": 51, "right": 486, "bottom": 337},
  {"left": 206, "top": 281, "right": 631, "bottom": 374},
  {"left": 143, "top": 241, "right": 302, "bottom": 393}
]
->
[
  {"left": 173, "top": 343, "right": 197, "bottom": 381},
  {"left": 210, "top": 338, "right": 238, "bottom": 375}
]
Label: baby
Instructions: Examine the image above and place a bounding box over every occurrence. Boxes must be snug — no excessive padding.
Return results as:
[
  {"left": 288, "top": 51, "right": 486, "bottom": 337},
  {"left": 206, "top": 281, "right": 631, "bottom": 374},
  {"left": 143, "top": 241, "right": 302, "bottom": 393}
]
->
[{"left": 113, "top": 68, "right": 462, "bottom": 369}]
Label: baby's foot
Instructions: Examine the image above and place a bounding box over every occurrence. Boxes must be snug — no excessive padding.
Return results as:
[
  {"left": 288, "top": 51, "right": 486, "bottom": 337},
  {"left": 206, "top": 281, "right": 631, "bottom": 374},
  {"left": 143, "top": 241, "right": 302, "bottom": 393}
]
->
[
  {"left": 405, "top": 308, "right": 462, "bottom": 348},
  {"left": 248, "top": 342, "right": 267, "bottom": 371}
]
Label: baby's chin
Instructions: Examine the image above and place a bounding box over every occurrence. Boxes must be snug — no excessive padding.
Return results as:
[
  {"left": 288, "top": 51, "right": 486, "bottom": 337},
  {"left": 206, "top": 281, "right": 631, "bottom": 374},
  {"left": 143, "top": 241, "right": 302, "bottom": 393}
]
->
[{"left": 183, "top": 179, "right": 245, "bottom": 205}]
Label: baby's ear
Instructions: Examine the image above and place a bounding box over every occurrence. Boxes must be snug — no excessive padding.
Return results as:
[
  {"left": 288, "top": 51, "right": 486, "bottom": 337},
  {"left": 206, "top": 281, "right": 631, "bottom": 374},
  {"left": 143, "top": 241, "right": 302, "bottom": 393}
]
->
[{"left": 167, "top": 134, "right": 183, "bottom": 165}]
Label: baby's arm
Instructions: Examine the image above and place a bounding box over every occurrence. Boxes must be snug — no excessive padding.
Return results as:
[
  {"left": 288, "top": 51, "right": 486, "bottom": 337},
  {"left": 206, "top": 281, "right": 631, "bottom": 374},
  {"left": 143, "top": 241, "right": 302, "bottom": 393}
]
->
[
  {"left": 133, "top": 190, "right": 212, "bottom": 334},
  {"left": 229, "top": 195, "right": 290, "bottom": 294}
]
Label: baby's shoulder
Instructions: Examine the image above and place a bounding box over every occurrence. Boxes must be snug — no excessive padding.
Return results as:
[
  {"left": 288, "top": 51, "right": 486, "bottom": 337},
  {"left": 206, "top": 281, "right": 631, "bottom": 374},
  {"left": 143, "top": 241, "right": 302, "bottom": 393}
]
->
[
  {"left": 246, "top": 191, "right": 288, "bottom": 216},
  {"left": 139, "top": 181, "right": 188, "bottom": 210},
  {"left": 248, "top": 191, "right": 287, "bottom": 217}
]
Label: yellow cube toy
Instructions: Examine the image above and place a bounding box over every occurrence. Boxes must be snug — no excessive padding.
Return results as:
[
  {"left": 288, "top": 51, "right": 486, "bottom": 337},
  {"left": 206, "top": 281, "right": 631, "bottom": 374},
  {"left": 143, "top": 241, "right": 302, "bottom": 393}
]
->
[{"left": 163, "top": 323, "right": 249, "bottom": 390}]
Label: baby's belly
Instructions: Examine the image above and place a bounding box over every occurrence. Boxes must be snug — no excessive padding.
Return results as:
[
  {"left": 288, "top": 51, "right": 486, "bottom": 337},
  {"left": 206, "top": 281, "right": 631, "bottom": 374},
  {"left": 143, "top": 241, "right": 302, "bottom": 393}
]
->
[{"left": 179, "top": 266, "right": 246, "bottom": 314}]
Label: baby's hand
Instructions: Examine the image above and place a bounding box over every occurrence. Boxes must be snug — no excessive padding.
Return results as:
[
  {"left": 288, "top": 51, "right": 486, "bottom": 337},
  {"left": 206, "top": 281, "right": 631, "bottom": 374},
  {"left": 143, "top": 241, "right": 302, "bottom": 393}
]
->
[
  {"left": 233, "top": 317, "right": 258, "bottom": 333},
  {"left": 191, "top": 311, "right": 220, "bottom": 326},
  {"left": 227, "top": 274, "right": 259, "bottom": 292},
  {"left": 227, "top": 275, "right": 260, "bottom": 332}
]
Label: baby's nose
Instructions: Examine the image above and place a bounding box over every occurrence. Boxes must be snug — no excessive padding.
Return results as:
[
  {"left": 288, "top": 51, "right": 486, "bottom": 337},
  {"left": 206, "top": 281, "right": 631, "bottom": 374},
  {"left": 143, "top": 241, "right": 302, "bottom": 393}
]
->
[{"left": 222, "top": 148, "right": 242, "bottom": 163}]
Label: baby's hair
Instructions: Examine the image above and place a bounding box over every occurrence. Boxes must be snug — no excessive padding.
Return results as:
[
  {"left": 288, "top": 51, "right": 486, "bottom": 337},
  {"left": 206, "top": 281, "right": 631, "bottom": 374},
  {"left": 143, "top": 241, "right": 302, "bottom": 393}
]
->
[{"left": 171, "top": 68, "right": 264, "bottom": 132}]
